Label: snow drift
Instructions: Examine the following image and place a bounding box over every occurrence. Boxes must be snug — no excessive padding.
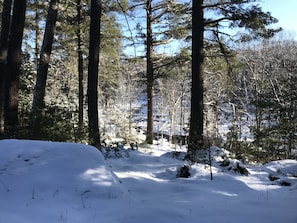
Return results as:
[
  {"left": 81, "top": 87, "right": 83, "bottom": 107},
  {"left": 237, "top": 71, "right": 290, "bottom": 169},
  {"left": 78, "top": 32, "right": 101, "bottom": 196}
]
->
[
  {"left": 0, "top": 139, "right": 297, "bottom": 223},
  {"left": 0, "top": 139, "right": 125, "bottom": 222}
]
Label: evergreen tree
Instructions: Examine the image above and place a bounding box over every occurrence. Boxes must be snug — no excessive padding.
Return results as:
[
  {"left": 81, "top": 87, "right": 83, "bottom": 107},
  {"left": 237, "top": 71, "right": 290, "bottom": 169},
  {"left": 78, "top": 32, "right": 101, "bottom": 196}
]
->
[
  {"left": 187, "top": 0, "right": 280, "bottom": 161},
  {"left": 0, "top": 0, "right": 12, "bottom": 137},
  {"left": 25, "top": 0, "right": 47, "bottom": 67},
  {"left": 188, "top": 0, "right": 204, "bottom": 160},
  {"left": 4, "top": 0, "right": 27, "bottom": 137},
  {"left": 30, "top": 0, "right": 60, "bottom": 138},
  {"left": 87, "top": 0, "right": 102, "bottom": 149},
  {"left": 239, "top": 39, "right": 297, "bottom": 160},
  {"left": 76, "top": 0, "right": 84, "bottom": 135},
  {"left": 146, "top": 0, "right": 154, "bottom": 144},
  {"left": 130, "top": 0, "right": 191, "bottom": 144}
]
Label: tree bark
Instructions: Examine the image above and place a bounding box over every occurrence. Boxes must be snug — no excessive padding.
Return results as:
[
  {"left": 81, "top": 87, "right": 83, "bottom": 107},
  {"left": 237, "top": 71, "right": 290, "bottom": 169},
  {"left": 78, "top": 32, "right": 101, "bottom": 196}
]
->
[
  {"left": 0, "top": 0, "right": 12, "bottom": 137},
  {"left": 146, "top": 0, "right": 154, "bottom": 144},
  {"left": 188, "top": 0, "right": 204, "bottom": 158},
  {"left": 31, "top": 0, "right": 59, "bottom": 117},
  {"left": 77, "top": 0, "right": 84, "bottom": 137},
  {"left": 87, "top": 0, "right": 102, "bottom": 149},
  {"left": 4, "top": 0, "right": 26, "bottom": 137},
  {"left": 34, "top": 0, "right": 40, "bottom": 67}
]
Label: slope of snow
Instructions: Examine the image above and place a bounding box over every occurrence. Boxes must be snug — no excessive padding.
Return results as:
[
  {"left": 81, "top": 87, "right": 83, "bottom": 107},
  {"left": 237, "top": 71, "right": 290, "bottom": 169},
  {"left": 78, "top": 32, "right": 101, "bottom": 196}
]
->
[
  {"left": 0, "top": 139, "right": 126, "bottom": 223},
  {"left": 0, "top": 139, "right": 297, "bottom": 223}
]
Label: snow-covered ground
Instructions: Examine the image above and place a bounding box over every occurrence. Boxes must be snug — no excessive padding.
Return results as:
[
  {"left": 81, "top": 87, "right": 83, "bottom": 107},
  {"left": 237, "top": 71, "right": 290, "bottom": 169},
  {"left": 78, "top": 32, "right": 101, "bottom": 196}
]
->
[{"left": 0, "top": 139, "right": 296, "bottom": 223}]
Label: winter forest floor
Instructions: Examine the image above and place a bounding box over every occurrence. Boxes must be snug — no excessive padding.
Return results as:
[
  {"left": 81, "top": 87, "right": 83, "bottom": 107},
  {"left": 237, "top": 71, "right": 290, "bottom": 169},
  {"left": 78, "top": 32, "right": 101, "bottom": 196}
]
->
[{"left": 0, "top": 139, "right": 296, "bottom": 223}]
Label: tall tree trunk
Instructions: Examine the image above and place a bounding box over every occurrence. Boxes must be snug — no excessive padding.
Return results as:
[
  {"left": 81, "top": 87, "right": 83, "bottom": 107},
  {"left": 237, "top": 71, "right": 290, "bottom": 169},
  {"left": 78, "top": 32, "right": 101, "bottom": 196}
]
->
[
  {"left": 188, "top": 0, "right": 204, "bottom": 159},
  {"left": 34, "top": 0, "right": 40, "bottom": 67},
  {"left": 87, "top": 0, "right": 102, "bottom": 149},
  {"left": 77, "top": 0, "right": 84, "bottom": 137},
  {"left": 146, "top": 0, "right": 154, "bottom": 144},
  {"left": 4, "top": 0, "right": 26, "bottom": 137},
  {"left": 0, "top": 0, "right": 13, "bottom": 137},
  {"left": 31, "top": 0, "right": 59, "bottom": 136}
]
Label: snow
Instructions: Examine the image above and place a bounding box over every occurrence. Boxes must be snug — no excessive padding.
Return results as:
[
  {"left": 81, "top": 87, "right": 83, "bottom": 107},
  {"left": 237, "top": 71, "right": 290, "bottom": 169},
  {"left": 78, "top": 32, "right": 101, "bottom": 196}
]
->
[{"left": 0, "top": 139, "right": 297, "bottom": 223}]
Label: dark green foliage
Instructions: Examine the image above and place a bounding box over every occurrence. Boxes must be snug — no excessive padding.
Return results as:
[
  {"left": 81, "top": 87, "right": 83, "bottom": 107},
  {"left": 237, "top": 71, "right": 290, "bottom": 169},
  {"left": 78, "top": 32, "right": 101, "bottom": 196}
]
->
[
  {"left": 220, "top": 39, "right": 297, "bottom": 163},
  {"left": 176, "top": 165, "right": 191, "bottom": 178},
  {"left": 1, "top": 0, "right": 295, "bottom": 165},
  {"left": 20, "top": 105, "right": 77, "bottom": 142},
  {"left": 102, "top": 146, "right": 130, "bottom": 159},
  {"left": 249, "top": 41, "right": 297, "bottom": 161}
]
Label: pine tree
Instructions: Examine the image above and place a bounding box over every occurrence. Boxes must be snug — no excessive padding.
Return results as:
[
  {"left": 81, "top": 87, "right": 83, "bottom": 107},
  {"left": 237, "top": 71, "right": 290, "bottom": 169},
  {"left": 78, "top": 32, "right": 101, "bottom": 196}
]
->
[
  {"left": 129, "top": 0, "right": 191, "bottom": 144},
  {"left": 87, "top": 0, "right": 102, "bottom": 149},
  {"left": 187, "top": 0, "right": 280, "bottom": 161},
  {"left": 0, "top": 0, "right": 12, "bottom": 137},
  {"left": 30, "top": 0, "right": 60, "bottom": 138},
  {"left": 4, "top": 0, "right": 26, "bottom": 137},
  {"left": 145, "top": 0, "right": 154, "bottom": 144},
  {"left": 76, "top": 0, "right": 84, "bottom": 136},
  {"left": 188, "top": 0, "right": 204, "bottom": 160}
]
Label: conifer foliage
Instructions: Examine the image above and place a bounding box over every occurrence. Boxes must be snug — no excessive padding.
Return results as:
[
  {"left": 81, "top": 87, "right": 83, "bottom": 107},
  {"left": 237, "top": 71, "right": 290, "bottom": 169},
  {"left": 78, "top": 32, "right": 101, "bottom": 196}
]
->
[
  {"left": 0, "top": 0, "right": 295, "bottom": 161},
  {"left": 187, "top": 0, "right": 281, "bottom": 161},
  {"left": 30, "top": 0, "right": 60, "bottom": 138}
]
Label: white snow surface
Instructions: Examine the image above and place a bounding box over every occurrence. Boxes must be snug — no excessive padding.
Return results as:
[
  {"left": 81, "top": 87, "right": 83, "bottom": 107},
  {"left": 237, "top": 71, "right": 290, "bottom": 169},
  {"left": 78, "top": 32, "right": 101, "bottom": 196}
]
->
[{"left": 0, "top": 139, "right": 297, "bottom": 223}]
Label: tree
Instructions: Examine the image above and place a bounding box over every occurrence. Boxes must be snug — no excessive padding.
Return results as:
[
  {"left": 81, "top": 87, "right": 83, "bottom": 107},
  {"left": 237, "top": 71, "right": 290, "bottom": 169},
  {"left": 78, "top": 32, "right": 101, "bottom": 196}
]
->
[
  {"left": 30, "top": 0, "right": 60, "bottom": 137},
  {"left": 156, "top": 65, "right": 191, "bottom": 146},
  {"left": 4, "top": 0, "right": 27, "bottom": 137},
  {"left": 238, "top": 38, "right": 297, "bottom": 160},
  {"left": 116, "top": 58, "right": 146, "bottom": 144},
  {"left": 76, "top": 0, "right": 84, "bottom": 137},
  {"left": 0, "top": 0, "right": 12, "bottom": 137},
  {"left": 131, "top": 0, "right": 190, "bottom": 144},
  {"left": 99, "top": 14, "right": 123, "bottom": 107},
  {"left": 188, "top": 0, "right": 204, "bottom": 159},
  {"left": 25, "top": 0, "right": 46, "bottom": 67},
  {"left": 53, "top": 0, "right": 126, "bottom": 142},
  {"left": 87, "top": 0, "right": 102, "bottom": 149},
  {"left": 145, "top": 0, "right": 154, "bottom": 144},
  {"left": 187, "top": 0, "right": 280, "bottom": 161}
]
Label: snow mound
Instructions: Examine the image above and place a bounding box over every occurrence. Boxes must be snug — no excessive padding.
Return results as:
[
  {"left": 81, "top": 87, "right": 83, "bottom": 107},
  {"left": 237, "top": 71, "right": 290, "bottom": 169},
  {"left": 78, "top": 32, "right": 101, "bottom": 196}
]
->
[
  {"left": 265, "top": 159, "right": 297, "bottom": 176},
  {"left": 264, "top": 159, "right": 297, "bottom": 188},
  {"left": 1, "top": 140, "right": 297, "bottom": 223},
  {"left": 0, "top": 139, "right": 126, "bottom": 223}
]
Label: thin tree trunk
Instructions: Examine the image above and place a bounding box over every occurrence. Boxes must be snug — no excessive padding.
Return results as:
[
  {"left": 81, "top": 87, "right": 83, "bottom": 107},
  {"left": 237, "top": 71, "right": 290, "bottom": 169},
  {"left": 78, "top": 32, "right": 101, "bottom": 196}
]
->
[
  {"left": 87, "top": 0, "right": 102, "bottom": 149},
  {"left": 128, "top": 72, "right": 132, "bottom": 142},
  {"left": 34, "top": 0, "right": 40, "bottom": 67},
  {"left": 146, "top": 0, "right": 154, "bottom": 144},
  {"left": 169, "top": 110, "right": 174, "bottom": 145},
  {"left": 188, "top": 0, "right": 204, "bottom": 159},
  {"left": 180, "top": 81, "right": 185, "bottom": 145},
  {"left": 31, "top": 0, "right": 59, "bottom": 117},
  {"left": 0, "top": 0, "right": 12, "bottom": 137},
  {"left": 30, "top": 0, "right": 59, "bottom": 139},
  {"left": 4, "top": 0, "right": 26, "bottom": 137},
  {"left": 77, "top": 0, "right": 84, "bottom": 137}
]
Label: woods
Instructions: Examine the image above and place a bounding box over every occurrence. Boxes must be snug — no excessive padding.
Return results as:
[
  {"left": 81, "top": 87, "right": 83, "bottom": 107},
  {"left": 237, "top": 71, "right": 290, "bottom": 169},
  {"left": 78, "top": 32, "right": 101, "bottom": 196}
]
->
[{"left": 0, "top": 0, "right": 295, "bottom": 161}]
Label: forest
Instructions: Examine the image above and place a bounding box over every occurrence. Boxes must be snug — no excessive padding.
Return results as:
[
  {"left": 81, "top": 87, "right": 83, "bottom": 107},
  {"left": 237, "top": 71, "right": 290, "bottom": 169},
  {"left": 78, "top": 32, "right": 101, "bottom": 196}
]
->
[{"left": 0, "top": 0, "right": 296, "bottom": 162}]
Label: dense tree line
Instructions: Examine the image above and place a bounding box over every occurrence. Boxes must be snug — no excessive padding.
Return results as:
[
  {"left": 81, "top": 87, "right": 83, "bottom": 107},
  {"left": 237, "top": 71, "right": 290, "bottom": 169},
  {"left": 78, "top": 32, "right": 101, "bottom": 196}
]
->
[{"left": 0, "top": 0, "right": 294, "bottom": 162}]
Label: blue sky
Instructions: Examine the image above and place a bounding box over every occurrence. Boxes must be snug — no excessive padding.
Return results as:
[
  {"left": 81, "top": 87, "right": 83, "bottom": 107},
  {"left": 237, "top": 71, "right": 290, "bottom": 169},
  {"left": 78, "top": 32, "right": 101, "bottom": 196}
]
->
[
  {"left": 122, "top": 0, "right": 297, "bottom": 56},
  {"left": 260, "top": 0, "right": 297, "bottom": 36}
]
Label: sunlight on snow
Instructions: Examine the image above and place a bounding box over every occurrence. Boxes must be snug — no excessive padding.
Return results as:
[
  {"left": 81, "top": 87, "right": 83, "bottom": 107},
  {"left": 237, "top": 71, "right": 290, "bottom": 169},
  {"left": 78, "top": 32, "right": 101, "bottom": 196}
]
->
[
  {"left": 115, "top": 171, "right": 165, "bottom": 182},
  {"left": 235, "top": 175, "right": 281, "bottom": 191},
  {"left": 212, "top": 190, "right": 238, "bottom": 197},
  {"left": 81, "top": 167, "right": 114, "bottom": 186}
]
